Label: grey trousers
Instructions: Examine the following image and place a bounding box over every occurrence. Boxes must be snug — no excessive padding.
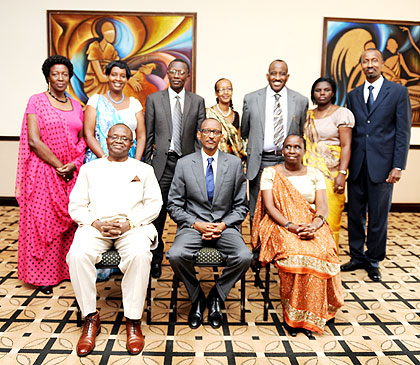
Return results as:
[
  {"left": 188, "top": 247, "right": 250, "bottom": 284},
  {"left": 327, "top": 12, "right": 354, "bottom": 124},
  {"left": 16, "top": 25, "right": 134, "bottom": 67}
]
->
[{"left": 166, "top": 227, "right": 252, "bottom": 303}]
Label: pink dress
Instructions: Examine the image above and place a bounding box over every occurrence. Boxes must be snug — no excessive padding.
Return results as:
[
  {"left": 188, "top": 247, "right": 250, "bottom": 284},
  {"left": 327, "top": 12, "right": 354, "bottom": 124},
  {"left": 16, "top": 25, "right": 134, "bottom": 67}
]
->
[{"left": 16, "top": 93, "right": 87, "bottom": 286}]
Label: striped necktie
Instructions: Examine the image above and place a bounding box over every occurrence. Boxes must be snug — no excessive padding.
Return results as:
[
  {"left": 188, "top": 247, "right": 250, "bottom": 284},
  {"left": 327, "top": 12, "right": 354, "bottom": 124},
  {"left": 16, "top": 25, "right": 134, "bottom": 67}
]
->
[
  {"left": 172, "top": 95, "right": 183, "bottom": 156},
  {"left": 273, "top": 94, "right": 284, "bottom": 149}
]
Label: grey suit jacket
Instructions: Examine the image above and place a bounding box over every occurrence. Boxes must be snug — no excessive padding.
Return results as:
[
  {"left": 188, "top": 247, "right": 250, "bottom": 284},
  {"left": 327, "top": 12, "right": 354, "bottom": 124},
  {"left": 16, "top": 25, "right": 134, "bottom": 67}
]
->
[
  {"left": 144, "top": 89, "right": 206, "bottom": 180},
  {"left": 167, "top": 151, "right": 248, "bottom": 231},
  {"left": 241, "top": 86, "right": 308, "bottom": 180}
]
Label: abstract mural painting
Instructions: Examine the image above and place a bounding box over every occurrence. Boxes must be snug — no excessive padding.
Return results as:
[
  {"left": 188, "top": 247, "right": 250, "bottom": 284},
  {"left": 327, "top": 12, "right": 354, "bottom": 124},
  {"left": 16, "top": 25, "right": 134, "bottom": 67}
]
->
[
  {"left": 321, "top": 17, "right": 420, "bottom": 126},
  {"left": 48, "top": 11, "right": 196, "bottom": 107}
]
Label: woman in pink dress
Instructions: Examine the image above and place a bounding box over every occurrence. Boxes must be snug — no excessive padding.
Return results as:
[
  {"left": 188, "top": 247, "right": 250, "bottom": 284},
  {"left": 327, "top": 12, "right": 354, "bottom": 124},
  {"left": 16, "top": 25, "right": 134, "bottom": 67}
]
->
[{"left": 16, "top": 55, "right": 86, "bottom": 294}]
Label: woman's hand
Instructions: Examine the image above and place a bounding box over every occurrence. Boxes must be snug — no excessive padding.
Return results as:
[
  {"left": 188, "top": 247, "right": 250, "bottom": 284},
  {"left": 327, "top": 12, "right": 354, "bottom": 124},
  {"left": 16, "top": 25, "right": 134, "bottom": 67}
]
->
[
  {"left": 56, "top": 163, "right": 76, "bottom": 182},
  {"left": 293, "top": 223, "right": 316, "bottom": 240},
  {"left": 333, "top": 173, "right": 346, "bottom": 194}
]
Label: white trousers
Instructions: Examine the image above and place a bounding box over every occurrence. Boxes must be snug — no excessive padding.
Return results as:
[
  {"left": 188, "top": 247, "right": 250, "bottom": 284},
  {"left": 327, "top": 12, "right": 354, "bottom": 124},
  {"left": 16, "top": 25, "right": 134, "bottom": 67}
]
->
[{"left": 66, "top": 225, "right": 152, "bottom": 319}]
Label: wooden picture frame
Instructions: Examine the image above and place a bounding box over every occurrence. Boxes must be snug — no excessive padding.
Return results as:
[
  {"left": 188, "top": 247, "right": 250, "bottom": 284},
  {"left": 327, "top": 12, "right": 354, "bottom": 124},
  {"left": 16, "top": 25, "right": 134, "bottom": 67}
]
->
[
  {"left": 321, "top": 17, "right": 420, "bottom": 126},
  {"left": 47, "top": 10, "right": 197, "bottom": 107}
]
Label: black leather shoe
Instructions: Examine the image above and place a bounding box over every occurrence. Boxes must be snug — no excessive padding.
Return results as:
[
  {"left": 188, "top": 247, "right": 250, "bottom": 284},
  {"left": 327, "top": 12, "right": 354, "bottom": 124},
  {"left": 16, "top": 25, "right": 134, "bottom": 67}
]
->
[
  {"left": 39, "top": 286, "right": 53, "bottom": 295},
  {"left": 188, "top": 292, "right": 206, "bottom": 329},
  {"left": 207, "top": 290, "right": 223, "bottom": 329},
  {"left": 366, "top": 266, "right": 381, "bottom": 282},
  {"left": 150, "top": 263, "right": 162, "bottom": 279},
  {"left": 340, "top": 261, "right": 366, "bottom": 272}
]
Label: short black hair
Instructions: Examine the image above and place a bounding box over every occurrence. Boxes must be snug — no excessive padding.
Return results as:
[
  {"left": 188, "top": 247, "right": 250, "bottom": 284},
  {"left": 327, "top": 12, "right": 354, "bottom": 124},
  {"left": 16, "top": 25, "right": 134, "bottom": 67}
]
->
[
  {"left": 105, "top": 60, "right": 131, "bottom": 80},
  {"left": 42, "top": 55, "right": 74, "bottom": 84},
  {"left": 168, "top": 58, "right": 190, "bottom": 73},
  {"left": 284, "top": 134, "right": 306, "bottom": 150},
  {"left": 214, "top": 78, "right": 234, "bottom": 109},
  {"left": 268, "top": 59, "right": 288, "bottom": 73},
  {"left": 361, "top": 48, "right": 384, "bottom": 62},
  {"left": 310, "top": 77, "right": 337, "bottom": 104}
]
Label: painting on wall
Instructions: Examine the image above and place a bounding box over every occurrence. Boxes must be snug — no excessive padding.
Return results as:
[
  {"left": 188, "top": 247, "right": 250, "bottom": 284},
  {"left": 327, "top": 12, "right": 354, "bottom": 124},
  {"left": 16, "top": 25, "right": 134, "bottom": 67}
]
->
[
  {"left": 321, "top": 17, "right": 420, "bottom": 126},
  {"left": 47, "top": 10, "right": 197, "bottom": 107}
]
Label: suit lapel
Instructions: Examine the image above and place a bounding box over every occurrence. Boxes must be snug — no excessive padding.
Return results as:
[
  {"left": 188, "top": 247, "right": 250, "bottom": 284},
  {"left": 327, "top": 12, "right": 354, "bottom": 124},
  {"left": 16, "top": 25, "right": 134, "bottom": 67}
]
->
[
  {"left": 368, "top": 79, "right": 390, "bottom": 116},
  {"left": 162, "top": 90, "right": 172, "bottom": 135},
  {"left": 183, "top": 91, "right": 191, "bottom": 126},
  {"left": 257, "top": 88, "right": 266, "bottom": 134},
  {"left": 191, "top": 153, "right": 208, "bottom": 203},
  {"left": 355, "top": 86, "right": 368, "bottom": 116},
  {"left": 213, "top": 152, "right": 228, "bottom": 204},
  {"left": 287, "top": 89, "right": 296, "bottom": 133}
]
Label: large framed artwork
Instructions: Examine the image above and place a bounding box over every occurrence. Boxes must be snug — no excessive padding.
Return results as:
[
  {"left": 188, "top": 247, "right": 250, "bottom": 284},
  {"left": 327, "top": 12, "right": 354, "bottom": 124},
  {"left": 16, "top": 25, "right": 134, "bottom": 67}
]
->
[
  {"left": 321, "top": 17, "right": 420, "bottom": 126},
  {"left": 47, "top": 10, "right": 197, "bottom": 107}
]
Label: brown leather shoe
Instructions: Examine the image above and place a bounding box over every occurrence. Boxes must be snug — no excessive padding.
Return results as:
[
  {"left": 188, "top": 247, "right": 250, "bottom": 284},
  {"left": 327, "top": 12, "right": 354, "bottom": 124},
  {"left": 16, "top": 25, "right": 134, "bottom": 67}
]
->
[
  {"left": 76, "top": 311, "right": 101, "bottom": 357},
  {"left": 126, "top": 318, "right": 144, "bottom": 355}
]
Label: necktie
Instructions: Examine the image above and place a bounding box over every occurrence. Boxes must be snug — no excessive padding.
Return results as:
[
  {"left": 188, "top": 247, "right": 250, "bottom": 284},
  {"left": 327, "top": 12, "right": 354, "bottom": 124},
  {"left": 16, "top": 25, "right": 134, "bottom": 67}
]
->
[
  {"left": 172, "top": 95, "right": 183, "bottom": 156},
  {"left": 367, "top": 85, "right": 374, "bottom": 113},
  {"left": 206, "top": 157, "right": 214, "bottom": 205},
  {"left": 273, "top": 94, "right": 284, "bottom": 149}
]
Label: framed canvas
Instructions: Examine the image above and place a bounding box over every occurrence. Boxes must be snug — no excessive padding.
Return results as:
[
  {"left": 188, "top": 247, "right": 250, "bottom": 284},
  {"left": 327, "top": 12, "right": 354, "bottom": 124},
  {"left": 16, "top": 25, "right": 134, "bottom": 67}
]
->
[
  {"left": 47, "top": 10, "right": 197, "bottom": 107},
  {"left": 321, "top": 17, "right": 420, "bottom": 126}
]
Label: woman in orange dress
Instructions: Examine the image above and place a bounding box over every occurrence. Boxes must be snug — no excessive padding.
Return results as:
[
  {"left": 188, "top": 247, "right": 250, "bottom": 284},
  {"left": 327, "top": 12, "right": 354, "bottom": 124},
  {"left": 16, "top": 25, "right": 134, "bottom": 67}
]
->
[{"left": 252, "top": 135, "right": 343, "bottom": 337}]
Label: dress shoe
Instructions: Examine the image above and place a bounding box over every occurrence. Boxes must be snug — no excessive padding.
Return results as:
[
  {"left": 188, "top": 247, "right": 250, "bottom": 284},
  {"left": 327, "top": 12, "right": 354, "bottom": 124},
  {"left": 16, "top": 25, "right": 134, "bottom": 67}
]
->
[
  {"left": 366, "top": 266, "right": 381, "bottom": 282},
  {"left": 126, "top": 318, "right": 144, "bottom": 355},
  {"left": 207, "top": 288, "right": 223, "bottom": 329},
  {"left": 77, "top": 311, "right": 101, "bottom": 357},
  {"left": 284, "top": 323, "right": 298, "bottom": 337},
  {"left": 38, "top": 286, "right": 53, "bottom": 295},
  {"left": 188, "top": 291, "right": 206, "bottom": 329},
  {"left": 340, "top": 261, "right": 366, "bottom": 272},
  {"left": 150, "top": 263, "right": 162, "bottom": 279}
]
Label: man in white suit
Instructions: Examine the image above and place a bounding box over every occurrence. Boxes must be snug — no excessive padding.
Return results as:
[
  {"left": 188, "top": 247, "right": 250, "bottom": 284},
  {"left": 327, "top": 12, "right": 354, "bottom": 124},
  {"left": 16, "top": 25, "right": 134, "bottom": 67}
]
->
[
  {"left": 241, "top": 59, "right": 308, "bottom": 222},
  {"left": 167, "top": 118, "right": 252, "bottom": 330}
]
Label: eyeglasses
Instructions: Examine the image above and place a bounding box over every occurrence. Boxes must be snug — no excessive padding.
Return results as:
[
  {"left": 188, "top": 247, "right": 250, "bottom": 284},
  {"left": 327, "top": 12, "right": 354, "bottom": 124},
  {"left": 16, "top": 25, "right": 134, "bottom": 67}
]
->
[
  {"left": 200, "top": 129, "right": 222, "bottom": 137},
  {"left": 108, "top": 135, "right": 132, "bottom": 143},
  {"left": 168, "top": 69, "right": 187, "bottom": 76},
  {"left": 217, "top": 87, "right": 233, "bottom": 93}
]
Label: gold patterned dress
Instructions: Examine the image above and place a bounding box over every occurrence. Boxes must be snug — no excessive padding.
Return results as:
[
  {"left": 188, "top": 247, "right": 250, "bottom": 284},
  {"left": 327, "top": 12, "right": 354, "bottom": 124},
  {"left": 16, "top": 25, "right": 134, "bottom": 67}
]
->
[{"left": 252, "top": 166, "right": 344, "bottom": 334}]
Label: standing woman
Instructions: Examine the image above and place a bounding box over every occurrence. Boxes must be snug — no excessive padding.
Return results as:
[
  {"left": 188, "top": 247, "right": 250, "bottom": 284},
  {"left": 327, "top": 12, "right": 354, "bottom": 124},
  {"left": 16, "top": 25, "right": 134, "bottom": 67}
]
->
[
  {"left": 16, "top": 55, "right": 86, "bottom": 295},
  {"left": 206, "top": 78, "right": 246, "bottom": 163},
  {"left": 303, "top": 78, "right": 354, "bottom": 247},
  {"left": 84, "top": 60, "right": 146, "bottom": 163}
]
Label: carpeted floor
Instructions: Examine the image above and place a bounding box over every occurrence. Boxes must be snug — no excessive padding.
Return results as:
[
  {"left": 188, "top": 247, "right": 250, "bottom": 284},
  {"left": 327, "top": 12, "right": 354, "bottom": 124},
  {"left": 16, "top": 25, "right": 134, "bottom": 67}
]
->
[{"left": 0, "top": 205, "right": 420, "bottom": 364}]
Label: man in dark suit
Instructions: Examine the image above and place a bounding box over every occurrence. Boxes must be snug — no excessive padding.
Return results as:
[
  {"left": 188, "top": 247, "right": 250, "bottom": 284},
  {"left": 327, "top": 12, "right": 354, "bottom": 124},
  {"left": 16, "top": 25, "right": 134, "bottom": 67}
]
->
[
  {"left": 166, "top": 118, "right": 252, "bottom": 329},
  {"left": 342, "top": 48, "right": 411, "bottom": 281},
  {"left": 144, "top": 58, "right": 206, "bottom": 278},
  {"left": 241, "top": 59, "right": 308, "bottom": 222}
]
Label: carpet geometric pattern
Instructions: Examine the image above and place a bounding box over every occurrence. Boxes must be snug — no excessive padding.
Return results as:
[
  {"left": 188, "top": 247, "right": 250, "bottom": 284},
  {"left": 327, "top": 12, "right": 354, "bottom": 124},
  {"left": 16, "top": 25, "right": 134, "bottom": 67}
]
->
[{"left": 0, "top": 206, "right": 420, "bottom": 364}]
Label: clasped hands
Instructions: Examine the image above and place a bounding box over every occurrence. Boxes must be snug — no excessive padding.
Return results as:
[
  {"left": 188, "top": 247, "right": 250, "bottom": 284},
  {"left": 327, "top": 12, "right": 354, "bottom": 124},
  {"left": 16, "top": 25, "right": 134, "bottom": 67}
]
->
[
  {"left": 56, "top": 162, "right": 76, "bottom": 182},
  {"left": 193, "top": 221, "right": 227, "bottom": 240},
  {"left": 92, "top": 219, "right": 131, "bottom": 238},
  {"left": 287, "top": 222, "right": 318, "bottom": 240}
]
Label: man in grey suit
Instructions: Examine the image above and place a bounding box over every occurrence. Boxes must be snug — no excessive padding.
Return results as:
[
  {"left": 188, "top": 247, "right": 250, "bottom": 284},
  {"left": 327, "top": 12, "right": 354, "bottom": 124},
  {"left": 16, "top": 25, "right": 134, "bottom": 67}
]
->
[
  {"left": 167, "top": 118, "right": 252, "bottom": 329},
  {"left": 241, "top": 59, "right": 308, "bottom": 222},
  {"left": 144, "top": 59, "right": 206, "bottom": 278}
]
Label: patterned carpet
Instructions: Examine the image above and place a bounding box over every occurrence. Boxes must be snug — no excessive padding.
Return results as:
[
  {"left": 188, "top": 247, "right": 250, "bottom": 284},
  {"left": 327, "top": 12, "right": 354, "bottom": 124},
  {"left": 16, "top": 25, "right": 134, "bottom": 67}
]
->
[{"left": 0, "top": 205, "right": 420, "bottom": 364}]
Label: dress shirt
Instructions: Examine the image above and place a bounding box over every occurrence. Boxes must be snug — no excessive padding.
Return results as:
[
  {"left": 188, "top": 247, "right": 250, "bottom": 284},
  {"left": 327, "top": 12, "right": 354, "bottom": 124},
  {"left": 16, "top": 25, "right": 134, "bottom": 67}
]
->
[
  {"left": 363, "top": 76, "right": 384, "bottom": 103},
  {"left": 264, "top": 85, "right": 288, "bottom": 151},
  {"left": 168, "top": 87, "right": 185, "bottom": 152},
  {"left": 201, "top": 149, "right": 219, "bottom": 184},
  {"left": 69, "top": 158, "right": 162, "bottom": 228}
]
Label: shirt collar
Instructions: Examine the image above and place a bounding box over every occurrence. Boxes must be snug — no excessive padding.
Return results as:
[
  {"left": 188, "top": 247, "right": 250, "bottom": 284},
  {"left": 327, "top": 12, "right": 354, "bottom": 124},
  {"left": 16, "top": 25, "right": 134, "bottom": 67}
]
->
[
  {"left": 365, "top": 75, "right": 384, "bottom": 90},
  {"left": 201, "top": 149, "right": 219, "bottom": 164},
  {"left": 168, "top": 87, "right": 185, "bottom": 99},
  {"left": 267, "top": 84, "right": 287, "bottom": 98}
]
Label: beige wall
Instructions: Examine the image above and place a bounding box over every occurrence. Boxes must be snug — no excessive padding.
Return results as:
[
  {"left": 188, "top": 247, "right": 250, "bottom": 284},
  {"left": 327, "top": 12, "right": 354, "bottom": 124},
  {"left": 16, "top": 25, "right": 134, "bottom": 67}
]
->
[{"left": 1, "top": 0, "right": 420, "bottom": 200}]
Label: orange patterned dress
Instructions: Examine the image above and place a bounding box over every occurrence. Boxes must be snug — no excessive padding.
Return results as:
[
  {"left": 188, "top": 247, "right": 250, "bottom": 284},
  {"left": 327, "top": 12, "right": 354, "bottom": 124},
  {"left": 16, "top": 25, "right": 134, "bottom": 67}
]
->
[{"left": 251, "top": 166, "right": 343, "bottom": 333}]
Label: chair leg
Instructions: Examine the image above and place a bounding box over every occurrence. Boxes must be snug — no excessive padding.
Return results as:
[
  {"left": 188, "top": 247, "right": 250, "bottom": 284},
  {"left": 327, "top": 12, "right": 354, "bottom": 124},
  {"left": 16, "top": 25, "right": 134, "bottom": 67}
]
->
[
  {"left": 240, "top": 272, "right": 246, "bottom": 323},
  {"left": 263, "top": 263, "right": 270, "bottom": 321},
  {"left": 171, "top": 274, "right": 179, "bottom": 322},
  {"left": 146, "top": 274, "right": 152, "bottom": 324}
]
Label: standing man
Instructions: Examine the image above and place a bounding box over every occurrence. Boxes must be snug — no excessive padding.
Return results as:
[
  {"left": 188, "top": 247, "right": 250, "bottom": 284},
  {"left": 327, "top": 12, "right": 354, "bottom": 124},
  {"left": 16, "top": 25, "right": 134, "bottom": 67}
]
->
[
  {"left": 144, "top": 58, "right": 206, "bottom": 278},
  {"left": 342, "top": 48, "right": 411, "bottom": 281},
  {"left": 67, "top": 124, "right": 162, "bottom": 356},
  {"left": 167, "top": 118, "right": 252, "bottom": 329},
  {"left": 241, "top": 59, "right": 308, "bottom": 222}
]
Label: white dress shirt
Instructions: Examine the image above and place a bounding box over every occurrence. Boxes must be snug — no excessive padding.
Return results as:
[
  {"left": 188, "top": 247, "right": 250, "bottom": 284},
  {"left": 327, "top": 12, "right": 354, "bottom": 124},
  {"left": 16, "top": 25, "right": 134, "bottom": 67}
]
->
[
  {"left": 363, "top": 76, "right": 384, "bottom": 103},
  {"left": 168, "top": 87, "right": 185, "bottom": 152},
  {"left": 201, "top": 149, "right": 219, "bottom": 184},
  {"left": 264, "top": 85, "right": 288, "bottom": 151}
]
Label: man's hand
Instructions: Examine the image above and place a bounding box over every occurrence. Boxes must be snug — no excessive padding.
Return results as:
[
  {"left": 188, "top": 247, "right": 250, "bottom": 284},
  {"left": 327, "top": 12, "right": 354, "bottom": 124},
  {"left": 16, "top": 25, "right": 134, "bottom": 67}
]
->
[
  {"left": 192, "top": 222, "right": 227, "bottom": 240},
  {"left": 92, "top": 219, "right": 131, "bottom": 237},
  {"left": 386, "top": 168, "right": 402, "bottom": 184}
]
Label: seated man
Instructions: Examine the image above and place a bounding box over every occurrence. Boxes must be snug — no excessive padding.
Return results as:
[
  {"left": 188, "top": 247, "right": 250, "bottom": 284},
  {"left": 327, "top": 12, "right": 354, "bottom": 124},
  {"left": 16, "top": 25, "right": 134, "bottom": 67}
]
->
[
  {"left": 167, "top": 118, "right": 252, "bottom": 329},
  {"left": 67, "top": 123, "right": 162, "bottom": 357}
]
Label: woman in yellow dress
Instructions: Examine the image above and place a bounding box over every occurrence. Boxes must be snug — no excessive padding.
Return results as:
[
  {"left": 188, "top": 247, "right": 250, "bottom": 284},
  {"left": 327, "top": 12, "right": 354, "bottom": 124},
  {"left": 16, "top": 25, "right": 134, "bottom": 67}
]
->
[{"left": 303, "top": 77, "right": 354, "bottom": 247}]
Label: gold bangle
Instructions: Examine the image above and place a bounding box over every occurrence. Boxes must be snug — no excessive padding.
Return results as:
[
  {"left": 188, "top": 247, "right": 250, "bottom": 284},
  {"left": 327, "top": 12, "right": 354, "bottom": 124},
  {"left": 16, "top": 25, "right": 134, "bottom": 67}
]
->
[
  {"left": 314, "top": 214, "right": 326, "bottom": 225},
  {"left": 127, "top": 219, "right": 135, "bottom": 230}
]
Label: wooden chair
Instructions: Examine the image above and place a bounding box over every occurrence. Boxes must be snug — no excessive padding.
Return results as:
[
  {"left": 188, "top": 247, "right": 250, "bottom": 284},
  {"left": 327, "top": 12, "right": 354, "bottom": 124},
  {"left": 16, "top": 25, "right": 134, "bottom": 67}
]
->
[
  {"left": 76, "top": 248, "right": 152, "bottom": 326},
  {"left": 170, "top": 246, "right": 246, "bottom": 324}
]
